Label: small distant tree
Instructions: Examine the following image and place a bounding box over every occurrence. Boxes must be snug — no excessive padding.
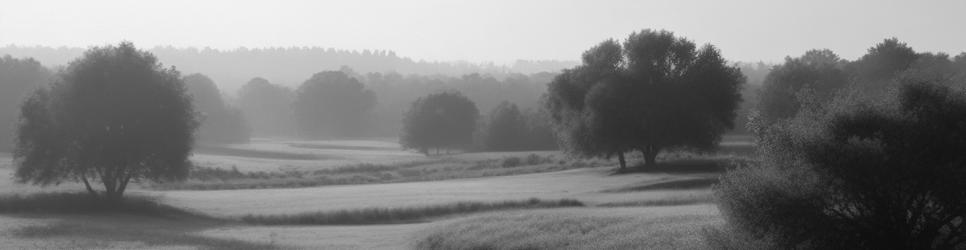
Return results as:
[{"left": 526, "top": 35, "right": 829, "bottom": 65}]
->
[
  {"left": 400, "top": 91, "right": 479, "bottom": 155},
  {"left": 0, "top": 56, "right": 51, "bottom": 151},
  {"left": 183, "top": 73, "right": 249, "bottom": 144},
  {"left": 237, "top": 77, "right": 296, "bottom": 136},
  {"left": 546, "top": 29, "right": 744, "bottom": 169},
  {"left": 713, "top": 81, "right": 966, "bottom": 249},
  {"left": 482, "top": 101, "right": 528, "bottom": 151},
  {"left": 14, "top": 42, "right": 198, "bottom": 200},
  {"left": 293, "top": 70, "right": 376, "bottom": 138}
]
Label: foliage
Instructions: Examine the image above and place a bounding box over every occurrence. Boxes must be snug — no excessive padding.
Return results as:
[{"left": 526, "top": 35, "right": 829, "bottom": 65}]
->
[
  {"left": 293, "top": 70, "right": 376, "bottom": 138},
  {"left": 183, "top": 73, "right": 250, "bottom": 144},
  {"left": 715, "top": 82, "right": 966, "bottom": 249},
  {"left": 756, "top": 49, "right": 849, "bottom": 125},
  {"left": 0, "top": 55, "right": 52, "bottom": 151},
  {"left": 236, "top": 77, "right": 296, "bottom": 136},
  {"left": 400, "top": 90, "right": 479, "bottom": 154},
  {"left": 14, "top": 42, "right": 198, "bottom": 199},
  {"left": 546, "top": 29, "right": 744, "bottom": 169}
]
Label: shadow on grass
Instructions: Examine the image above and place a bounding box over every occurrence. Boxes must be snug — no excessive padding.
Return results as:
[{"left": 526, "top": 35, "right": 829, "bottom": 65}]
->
[
  {"left": 0, "top": 192, "right": 284, "bottom": 249},
  {"left": 610, "top": 155, "right": 758, "bottom": 175},
  {"left": 596, "top": 193, "right": 714, "bottom": 207},
  {"left": 601, "top": 177, "right": 720, "bottom": 193},
  {"left": 196, "top": 145, "right": 333, "bottom": 160},
  {"left": 240, "top": 198, "right": 584, "bottom": 226},
  {"left": 0, "top": 192, "right": 212, "bottom": 219}
]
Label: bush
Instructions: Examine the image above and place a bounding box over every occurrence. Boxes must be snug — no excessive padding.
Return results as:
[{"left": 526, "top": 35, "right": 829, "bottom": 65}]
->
[
  {"left": 714, "top": 82, "right": 966, "bottom": 249},
  {"left": 501, "top": 157, "right": 522, "bottom": 168}
]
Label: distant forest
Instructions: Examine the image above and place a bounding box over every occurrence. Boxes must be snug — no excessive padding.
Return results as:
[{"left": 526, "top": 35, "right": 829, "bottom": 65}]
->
[
  {"left": 0, "top": 45, "right": 579, "bottom": 91},
  {"left": 0, "top": 45, "right": 772, "bottom": 149}
]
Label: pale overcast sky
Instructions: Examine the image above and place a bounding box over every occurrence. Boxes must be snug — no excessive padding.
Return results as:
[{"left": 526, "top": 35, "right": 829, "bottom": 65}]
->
[{"left": 0, "top": 0, "right": 963, "bottom": 64}]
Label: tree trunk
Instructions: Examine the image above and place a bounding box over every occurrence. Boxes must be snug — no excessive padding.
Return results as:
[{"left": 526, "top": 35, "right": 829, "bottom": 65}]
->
[
  {"left": 642, "top": 146, "right": 659, "bottom": 167},
  {"left": 80, "top": 175, "right": 97, "bottom": 197},
  {"left": 617, "top": 152, "right": 626, "bottom": 169}
]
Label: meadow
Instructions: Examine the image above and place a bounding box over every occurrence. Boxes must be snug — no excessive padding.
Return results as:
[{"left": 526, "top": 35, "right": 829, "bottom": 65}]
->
[{"left": 0, "top": 137, "right": 753, "bottom": 249}]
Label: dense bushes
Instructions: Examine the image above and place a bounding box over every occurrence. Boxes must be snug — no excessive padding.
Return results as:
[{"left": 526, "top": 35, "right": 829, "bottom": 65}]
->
[{"left": 712, "top": 82, "right": 966, "bottom": 249}]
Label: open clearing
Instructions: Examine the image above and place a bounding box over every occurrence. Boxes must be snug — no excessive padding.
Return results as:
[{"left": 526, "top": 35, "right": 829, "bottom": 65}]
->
[{"left": 0, "top": 138, "right": 742, "bottom": 249}]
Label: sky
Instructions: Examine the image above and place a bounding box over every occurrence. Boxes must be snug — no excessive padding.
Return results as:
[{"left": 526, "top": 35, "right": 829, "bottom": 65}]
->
[{"left": 0, "top": 0, "right": 964, "bottom": 64}]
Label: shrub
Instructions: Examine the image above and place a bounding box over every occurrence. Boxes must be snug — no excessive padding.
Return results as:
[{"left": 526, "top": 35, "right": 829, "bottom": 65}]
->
[
  {"left": 501, "top": 157, "right": 523, "bottom": 168},
  {"left": 713, "top": 82, "right": 966, "bottom": 249}
]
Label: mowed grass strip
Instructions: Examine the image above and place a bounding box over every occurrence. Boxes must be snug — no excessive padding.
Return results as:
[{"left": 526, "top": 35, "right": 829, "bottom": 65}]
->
[{"left": 240, "top": 198, "right": 584, "bottom": 225}]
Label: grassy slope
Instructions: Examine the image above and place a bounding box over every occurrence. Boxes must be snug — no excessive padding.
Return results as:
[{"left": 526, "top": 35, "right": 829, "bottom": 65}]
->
[{"left": 154, "top": 167, "right": 715, "bottom": 217}]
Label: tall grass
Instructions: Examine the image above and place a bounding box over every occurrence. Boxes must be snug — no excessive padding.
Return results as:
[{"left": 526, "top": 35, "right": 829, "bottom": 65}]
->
[
  {"left": 240, "top": 198, "right": 584, "bottom": 225},
  {"left": 415, "top": 211, "right": 721, "bottom": 250}
]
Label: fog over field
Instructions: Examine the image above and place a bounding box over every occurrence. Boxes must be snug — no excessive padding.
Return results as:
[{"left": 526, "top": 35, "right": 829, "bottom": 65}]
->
[{"left": 1, "top": 1, "right": 964, "bottom": 249}]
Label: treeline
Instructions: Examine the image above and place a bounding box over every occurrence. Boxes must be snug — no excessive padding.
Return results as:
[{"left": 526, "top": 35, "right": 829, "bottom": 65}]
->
[{"left": 0, "top": 45, "right": 577, "bottom": 91}]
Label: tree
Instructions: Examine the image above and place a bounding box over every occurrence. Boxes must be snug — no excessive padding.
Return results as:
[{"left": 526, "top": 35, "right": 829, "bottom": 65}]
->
[
  {"left": 713, "top": 81, "right": 966, "bottom": 249},
  {"left": 237, "top": 77, "right": 296, "bottom": 136},
  {"left": 293, "top": 70, "right": 376, "bottom": 138},
  {"left": 482, "top": 101, "right": 528, "bottom": 151},
  {"left": 14, "top": 42, "right": 198, "bottom": 200},
  {"left": 183, "top": 73, "right": 249, "bottom": 144},
  {"left": 756, "top": 49, "right": 849, "bottom": 125},
  {"left": 0, "top": 56, "right": 51, "bottom": 151},
  {"left": 546, "top": 29, "right": 744, "bottom": 169},
  {"left": 849, "top": 38, "right": 919, "bottom": 86},
  {"left": 400, "top": 91, "right": 479, "bottom": 155}
]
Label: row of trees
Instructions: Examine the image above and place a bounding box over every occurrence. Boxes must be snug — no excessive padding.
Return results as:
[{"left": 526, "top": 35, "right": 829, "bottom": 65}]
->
[
  {"left": 230, "top": 69, "right": 556, "bottom": 139},
  {"left": 399, "top": 91, "right": 558, "bottom": 154}
]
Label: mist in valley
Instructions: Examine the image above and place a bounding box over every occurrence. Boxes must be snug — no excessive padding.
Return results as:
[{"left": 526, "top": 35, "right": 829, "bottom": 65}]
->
[{"left": 0, "top": 1, "right": 964, "bottom": 249}]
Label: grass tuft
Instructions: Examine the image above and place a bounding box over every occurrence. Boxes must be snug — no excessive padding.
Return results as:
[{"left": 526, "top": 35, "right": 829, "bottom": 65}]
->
[{"left": 240, "top": 198, "right": 584, "bottom": 225}]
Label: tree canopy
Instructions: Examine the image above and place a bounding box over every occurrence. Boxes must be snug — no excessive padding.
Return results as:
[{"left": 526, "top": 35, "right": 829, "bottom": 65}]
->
[
  {"left": 756, "top": 49, "right": 849, "bottom": 125},
  {"left": 546, "top": 29, "right": 744, "bottom": 169},
  {"left": 400, "top": 90, "right": 479, "bottom": 155},
  {"left": 293, "top": 71, "right": 376, "bottom": 138},
  {"left": 14, "top": 42, "right": 198, "bottom": 199}
]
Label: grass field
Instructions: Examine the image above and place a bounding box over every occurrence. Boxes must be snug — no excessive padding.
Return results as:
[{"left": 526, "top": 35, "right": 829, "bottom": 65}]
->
[{"left": 0, "top": 137, "right": 753, "bottom": 249}]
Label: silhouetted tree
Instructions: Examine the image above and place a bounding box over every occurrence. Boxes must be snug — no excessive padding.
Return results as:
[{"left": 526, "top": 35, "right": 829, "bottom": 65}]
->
[
  {"left": 293, "top": 70, "right": 376, "bottom": 138},
  {"left": 546, "top": 30, "right": 744, "bottom": 169},
  {"left": 756, "top": 49, "right": 849, "bottom": 126},
  {"left": 14, "top": 42, "right": 198, "bottom": 200},
  {"left": 183, "top": 73, "right": 249, "bottom": 144},
  {"left": 714, "top": 81, "right": 966, "bottom": 249},
  {"left": 400, "top": 91, "right": 479, "bottom": 155},
  {"left": 0, "top": 56, "right": 51, "bottom": 151},
  {"left": 237, "top": 77, "right": 296, "bottom": 136}
]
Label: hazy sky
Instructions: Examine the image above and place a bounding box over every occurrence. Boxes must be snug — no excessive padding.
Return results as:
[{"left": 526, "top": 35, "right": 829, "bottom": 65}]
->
[{"left": 1, "top": 0, "right": 963, "bottom": 64}]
